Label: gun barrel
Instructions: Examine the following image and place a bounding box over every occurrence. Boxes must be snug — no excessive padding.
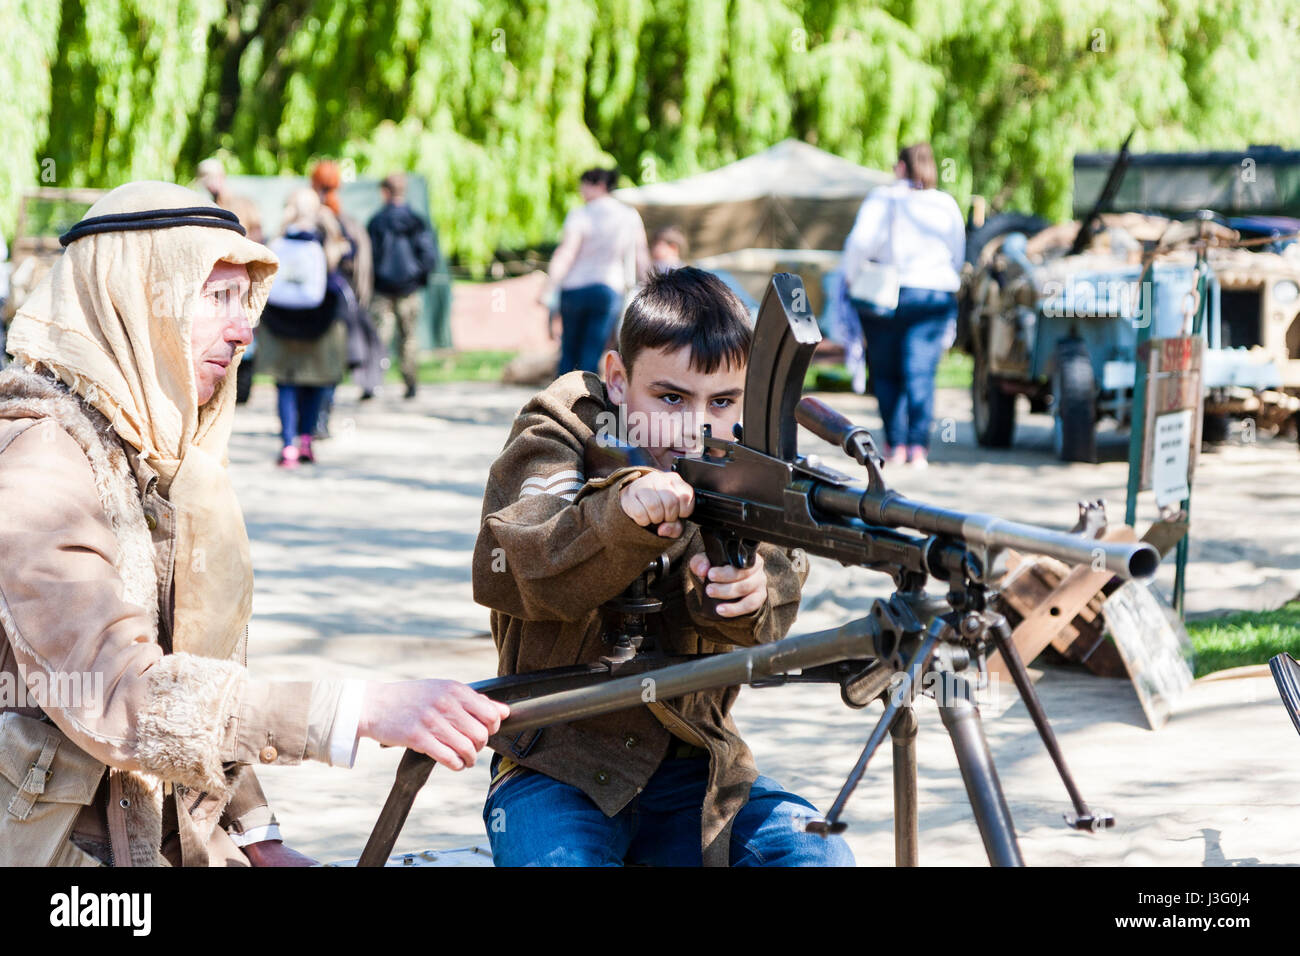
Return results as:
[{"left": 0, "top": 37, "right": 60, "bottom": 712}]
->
[{"left": 810, "top": 485, "right": 1159, "bottom": 581}]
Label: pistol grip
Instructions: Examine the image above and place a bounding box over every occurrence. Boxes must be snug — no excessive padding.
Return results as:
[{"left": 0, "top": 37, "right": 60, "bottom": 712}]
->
[{"left": 702, "top": 531, "right": 756, "bottom": 570}]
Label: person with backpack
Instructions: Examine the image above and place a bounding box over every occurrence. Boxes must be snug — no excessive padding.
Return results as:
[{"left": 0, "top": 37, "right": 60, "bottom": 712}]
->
[
  {"left": 259, "top": 188, "right": 350, "bottom": 468},
  {"left": 367, "top": 172, "right": 439, "bottom": 400}
]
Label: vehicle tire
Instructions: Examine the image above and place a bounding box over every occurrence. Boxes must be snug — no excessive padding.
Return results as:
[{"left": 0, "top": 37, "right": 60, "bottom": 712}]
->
[
  {"left": 964, "top": 211, "right": 1052, "bottom": 266},
  {"left": 972, "top": 348, "right": 1016, "bottom": 447},
  {"left": 1052, "top": 338, "right": 1097, "bottom": 463},
  {"left": 236, "top": 353, "right": 254, "bottom": 405}
]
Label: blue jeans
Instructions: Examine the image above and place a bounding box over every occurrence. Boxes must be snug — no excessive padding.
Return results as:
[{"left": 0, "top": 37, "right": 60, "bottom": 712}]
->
[
  {"left": 857, "top": 287, "right": 958, "bottom": 449},
  {"left": 483, "top": 756, "right": 855, "bottom": 867},
  {"left": 276, "top": 384, "right": 325, "bottom": 447},
  {"left": 558, "top": 283, "right": 622, "bottom": 376}
]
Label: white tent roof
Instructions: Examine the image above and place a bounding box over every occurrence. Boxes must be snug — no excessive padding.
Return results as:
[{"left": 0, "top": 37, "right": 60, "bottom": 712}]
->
[{"left": 613, "top": 139, "right": 893, "bottom": 206}]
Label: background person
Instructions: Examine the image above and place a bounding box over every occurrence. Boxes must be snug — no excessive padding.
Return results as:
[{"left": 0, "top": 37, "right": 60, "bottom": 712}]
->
[
  {"left": 542, "top": 167, "right": 651, "bottom": 377},
  {"left": 258, "top": 188, "right": 349, "bottom": 467},
  {"left": 650, "top": 226, "right": 688, "bottom": 272},
  {"left": 311, "top": 160, "right": 384, "bottom": 402},
  {"left": 367, "top": 172, "right": 439, "bottom": 400},
  {"left": 842, "top": 142, "right": 965, "bottom": 468},
  {"left": 196, "top": 157, "right": 264, "bottom": 243}
]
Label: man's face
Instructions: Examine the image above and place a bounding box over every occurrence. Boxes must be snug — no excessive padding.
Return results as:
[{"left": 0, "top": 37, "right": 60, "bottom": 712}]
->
[
  {"left": 603, "top": 345, "right": 745, "bottom": 470},
  {"left": 190, "top": 261, "right": 252, "bottom": 406}
]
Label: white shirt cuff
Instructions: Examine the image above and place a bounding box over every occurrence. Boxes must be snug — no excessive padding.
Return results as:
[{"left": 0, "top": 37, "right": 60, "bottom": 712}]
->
[
  {"left": 327, "top": 679, "right": 366, "bottom": 768},
  {"left": 228, "top": 823, "right": 283, "bottom": 848}
]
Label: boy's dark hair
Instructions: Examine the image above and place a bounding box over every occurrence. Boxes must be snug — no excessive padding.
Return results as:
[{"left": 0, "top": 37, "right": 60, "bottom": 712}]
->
[{"left": 619, "top": 266, "right": 752, "bottom": 376}]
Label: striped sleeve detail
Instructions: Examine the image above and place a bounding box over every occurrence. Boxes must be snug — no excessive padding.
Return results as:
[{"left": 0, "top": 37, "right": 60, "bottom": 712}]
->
[{"left": 519, "top": 469, "right": 584, "bottom": 503}]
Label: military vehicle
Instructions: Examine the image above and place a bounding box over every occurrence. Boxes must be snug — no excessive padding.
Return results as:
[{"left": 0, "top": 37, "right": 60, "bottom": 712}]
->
[{"left": 962, "top": 145, "right": 1300, "bottom": 461}]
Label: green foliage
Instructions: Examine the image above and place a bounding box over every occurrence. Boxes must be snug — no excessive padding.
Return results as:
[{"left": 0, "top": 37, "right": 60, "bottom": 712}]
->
[
  {"left": 0, "top": 0, "right": 62, "bottom": 231},
  {"left": 7, "top": 0, "right": 1300, "bottom": 268}
]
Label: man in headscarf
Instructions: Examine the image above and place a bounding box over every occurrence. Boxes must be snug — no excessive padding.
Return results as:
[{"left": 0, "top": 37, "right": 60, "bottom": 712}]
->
[{"left": 0, "top": 182, "right": 507, "bottom": 867}]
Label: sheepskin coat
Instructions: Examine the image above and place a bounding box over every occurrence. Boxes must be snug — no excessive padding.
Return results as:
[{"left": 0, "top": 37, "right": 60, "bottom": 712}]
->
[{"left": 0, "top": 367, "right": 319, "bottom": 866}]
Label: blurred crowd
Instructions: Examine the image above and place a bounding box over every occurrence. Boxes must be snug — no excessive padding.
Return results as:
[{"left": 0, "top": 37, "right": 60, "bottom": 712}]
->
[
  {"left": 197, "top": 160, "right": 439, "bottom": 468},
  {"left": 0, "top": 141, "right": 962, "bottom": 473}
]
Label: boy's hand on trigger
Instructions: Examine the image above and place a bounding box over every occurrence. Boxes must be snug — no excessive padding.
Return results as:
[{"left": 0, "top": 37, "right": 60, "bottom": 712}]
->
[
  {"left": 621, "top": 470, "right": 694, "bottom": 538},
  {"left": 689, "top": 551, "right": 767, "bottom": 617}
]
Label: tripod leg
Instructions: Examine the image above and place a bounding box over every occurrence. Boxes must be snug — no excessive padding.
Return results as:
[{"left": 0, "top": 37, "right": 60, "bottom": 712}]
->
[
  {"left": 890, "top": 706, "right": 918, "bottom": 866},
  {"left": 809, "top": 629, "right": 938, "bottom": 835},
  {"left": 938, "top": 682, "right": 1024, "bottom": 867},
  {"left": 990, "top": 616, "right": 1111, "bottom": 830},
  {"left": 358, "top": 749, "right": 436, "bottom": 867}
]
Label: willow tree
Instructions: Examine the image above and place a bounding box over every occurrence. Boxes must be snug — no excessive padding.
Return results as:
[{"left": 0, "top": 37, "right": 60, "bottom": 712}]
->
[{"left": 11, "top": 0, "right": 1300, "bottom": 266}]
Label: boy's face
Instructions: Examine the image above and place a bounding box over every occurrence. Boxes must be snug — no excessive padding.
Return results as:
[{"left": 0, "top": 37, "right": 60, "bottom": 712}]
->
[{"left": 602, "top": 345, "right": 745, "bottom": 471}]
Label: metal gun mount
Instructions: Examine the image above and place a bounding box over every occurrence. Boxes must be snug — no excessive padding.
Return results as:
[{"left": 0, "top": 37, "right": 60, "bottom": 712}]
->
[{"left": 358, "top": 274, "right": 1152, "bottom": 867}]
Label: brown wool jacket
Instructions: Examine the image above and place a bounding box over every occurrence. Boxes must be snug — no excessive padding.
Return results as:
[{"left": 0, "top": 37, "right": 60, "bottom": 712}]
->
[{"left": 472, "top": 371, "right": 807, "bottom": 865}]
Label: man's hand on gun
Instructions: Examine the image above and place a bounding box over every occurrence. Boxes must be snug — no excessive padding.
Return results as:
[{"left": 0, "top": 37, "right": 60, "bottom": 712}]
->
[
  {"left": 358, "top": 680, "right": 511, "bottom": 771},
  {"left": 620, "top": 470, "right": 767, "bottom": 617}
]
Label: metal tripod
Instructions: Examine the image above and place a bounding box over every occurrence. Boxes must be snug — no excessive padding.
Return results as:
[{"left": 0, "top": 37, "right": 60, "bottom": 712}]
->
[{"left": 359, "top": 572, "right": 1112, "bottom": 867}]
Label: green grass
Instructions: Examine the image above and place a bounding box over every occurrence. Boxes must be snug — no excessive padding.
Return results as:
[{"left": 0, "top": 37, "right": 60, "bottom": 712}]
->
[
  {"left": 1185, "top": 600, "right": 1300, "bottom": 678},
  {"left": 935, "top": 350, "right": 973, "bottom": 389},
  {"left": 253, "top": 349, "right": 517, "bottom": 386},
  {"left": 400, "top": 350, "right": 516, "bottom": 384},
  {"left": 805, "top": 350, "right": 974, "bottom": 392}
]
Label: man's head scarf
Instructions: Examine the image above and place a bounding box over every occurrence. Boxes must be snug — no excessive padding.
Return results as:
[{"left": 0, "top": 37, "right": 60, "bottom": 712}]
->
[{"left": 7, "top": 181, "right": 278, "bottom": 660}]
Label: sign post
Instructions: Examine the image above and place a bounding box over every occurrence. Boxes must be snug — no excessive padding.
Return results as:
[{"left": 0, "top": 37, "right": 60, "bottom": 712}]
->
[{"left": 1125, "top": 253, "right": 1210, "bottom": 619}]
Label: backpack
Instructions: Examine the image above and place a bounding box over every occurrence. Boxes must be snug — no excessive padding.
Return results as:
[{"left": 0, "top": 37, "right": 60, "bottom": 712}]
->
[
  {"left": 267, "top": 234, "right": 328, "bottom": 309},
  {"left": 373, "top": 215, "right": 437, "bottom": 292}
]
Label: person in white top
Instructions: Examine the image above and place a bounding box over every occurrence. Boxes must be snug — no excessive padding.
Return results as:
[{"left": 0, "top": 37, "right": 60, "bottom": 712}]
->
[
  {"left": 842, "top": 143, "right": 966, "bottom": 468},
  {"left": 542, "top": 167, "right": 651, "bottom": 375}
]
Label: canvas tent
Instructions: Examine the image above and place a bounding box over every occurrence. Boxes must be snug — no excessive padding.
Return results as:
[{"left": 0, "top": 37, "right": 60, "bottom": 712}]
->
[{"left": 613, "top": 139, "right": 893, "bottom": 258}]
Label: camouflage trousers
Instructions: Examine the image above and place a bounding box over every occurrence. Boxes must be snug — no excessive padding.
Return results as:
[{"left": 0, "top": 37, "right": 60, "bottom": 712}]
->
[{"left": 372, "top": 291, "right": 422, "bottom": 385}]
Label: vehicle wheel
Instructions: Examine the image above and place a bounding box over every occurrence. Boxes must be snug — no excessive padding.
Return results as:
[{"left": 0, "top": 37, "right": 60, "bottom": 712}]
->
[
  {"left": 1052, "top": 338, "right": 1097, "bottom": 463},
  {"left": 1201, "top": 413, "right": 1231, "bottom": 445},
  {"left": 972, "top": 348, "right": 1016, "bottom": 447},
  {"left": 964, "top": 211, "right": 1053, "bottom": 266},
  {"left": 236, "top": 354, "right": 254, "bottom": 405}
]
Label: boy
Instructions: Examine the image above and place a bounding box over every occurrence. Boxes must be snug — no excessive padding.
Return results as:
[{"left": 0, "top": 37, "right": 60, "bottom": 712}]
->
[{"left": 472, "top": 267, "right": 853, "bottom": 867}]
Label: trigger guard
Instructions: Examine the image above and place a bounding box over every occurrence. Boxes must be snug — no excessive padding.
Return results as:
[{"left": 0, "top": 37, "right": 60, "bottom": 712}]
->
[{"left": 732, "top": 539, "right": 757, "bottom": 569}]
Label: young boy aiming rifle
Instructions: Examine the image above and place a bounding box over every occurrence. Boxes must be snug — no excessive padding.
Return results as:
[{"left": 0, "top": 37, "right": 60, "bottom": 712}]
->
[{"left": 472, "top": 267, "right": 854, "bottom": 866}]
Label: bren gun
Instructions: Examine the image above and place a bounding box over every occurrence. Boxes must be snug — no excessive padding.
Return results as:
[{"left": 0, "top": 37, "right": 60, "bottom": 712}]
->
[{"left": 358, "top": 273, "right": 1159, "bottom": 867}]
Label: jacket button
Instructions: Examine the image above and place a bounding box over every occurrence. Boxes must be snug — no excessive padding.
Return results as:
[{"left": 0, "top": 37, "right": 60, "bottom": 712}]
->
[
  {"left": 624, "top": 735, "right": 638, "bottom": 749},
  {"left": 594, "top": 770, "right": 609, "bottom": 785},
  {"left": 259, "top": 745, "right": 278, "bottom": 763},
  {"left": 145, "top": 513, "right": 158, "bottom": 531}
]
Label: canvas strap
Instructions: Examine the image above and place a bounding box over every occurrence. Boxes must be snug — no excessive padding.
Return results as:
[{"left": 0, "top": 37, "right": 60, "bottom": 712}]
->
[{"left": 6, "top": 734, "right": 59, "bottom": 820}]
